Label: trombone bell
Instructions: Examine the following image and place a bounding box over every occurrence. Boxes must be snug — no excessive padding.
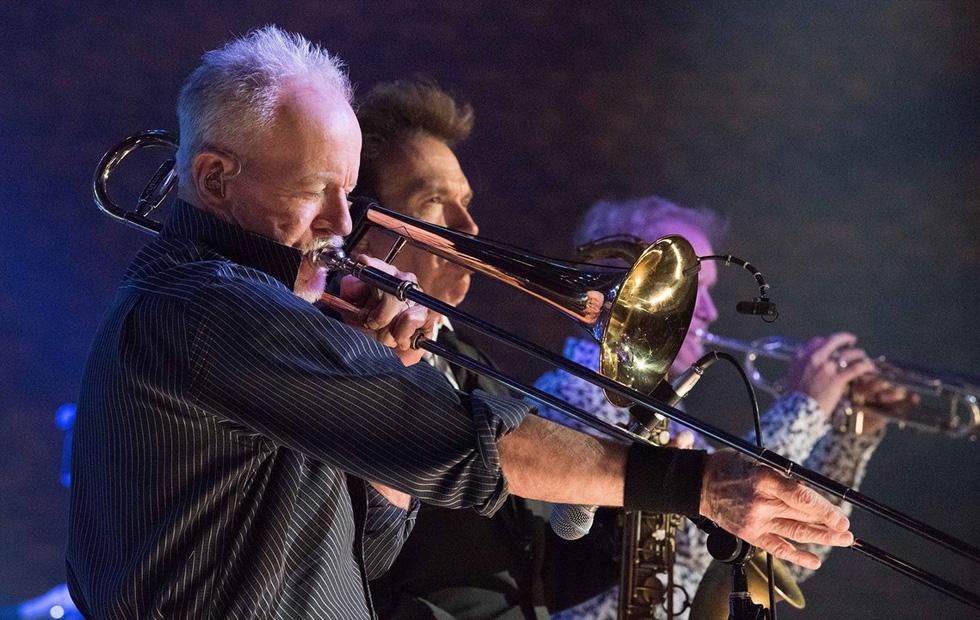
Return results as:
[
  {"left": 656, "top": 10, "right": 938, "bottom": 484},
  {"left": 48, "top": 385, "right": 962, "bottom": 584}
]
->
[{"left": 600, "top": 236, "right": 698, "bottom": 406}]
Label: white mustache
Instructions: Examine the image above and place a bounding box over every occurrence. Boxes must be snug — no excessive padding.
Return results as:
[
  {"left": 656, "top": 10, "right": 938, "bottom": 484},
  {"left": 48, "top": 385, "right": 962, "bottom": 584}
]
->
[{"left": 308, "top": 236, "right": 344, "bottom": 256}]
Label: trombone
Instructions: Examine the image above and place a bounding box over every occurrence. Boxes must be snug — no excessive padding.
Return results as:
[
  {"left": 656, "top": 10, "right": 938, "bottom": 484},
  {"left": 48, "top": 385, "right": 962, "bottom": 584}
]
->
[
  {"left": 93, "top": 130, "right": 980, "bottom": 611},
  {"left": 696, "top": 330, "right": 980, "bottom": 439}
]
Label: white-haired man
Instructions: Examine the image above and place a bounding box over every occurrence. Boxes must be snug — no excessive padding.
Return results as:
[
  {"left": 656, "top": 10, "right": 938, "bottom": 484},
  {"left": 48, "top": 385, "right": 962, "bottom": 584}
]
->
[
  {"left": 537, "top": 196, "right": 906, "bottom": 619},
  {"left": 67, "top": 28, "right": 853, "bottom": 619}
]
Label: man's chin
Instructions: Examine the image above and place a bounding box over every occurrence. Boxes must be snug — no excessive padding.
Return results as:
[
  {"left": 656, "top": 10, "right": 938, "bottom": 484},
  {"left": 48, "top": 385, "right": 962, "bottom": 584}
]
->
[
  {"left": 295, "top": 287, "right": 322, "bottom": 304},
  {"left": 440, "top": 275, "right": 471, "bottom": 307},
  {"left": 294, "top": 265, "right": 328, "bottom": 303}
]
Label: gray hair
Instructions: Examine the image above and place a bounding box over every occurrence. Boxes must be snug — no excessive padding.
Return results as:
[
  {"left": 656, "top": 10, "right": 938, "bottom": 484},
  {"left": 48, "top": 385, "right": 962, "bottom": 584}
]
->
[
  {"left": 175, "top": 25, "right": 353, "bottom": 182},
  {"left": 575, "top": 195, "right": 728, "bottom": 247}
]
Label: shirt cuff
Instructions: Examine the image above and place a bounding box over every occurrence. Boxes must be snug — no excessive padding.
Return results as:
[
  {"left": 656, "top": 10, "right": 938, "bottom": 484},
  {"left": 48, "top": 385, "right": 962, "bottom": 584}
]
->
[
  {"left": 827, "top": 421, "right": 888, "bottom": 475},
  {"left": 762, "top": 391, "right": 832, "bottom": 455},
  {"left": 402, "top": 496, "right": 421, "bottom": 521},
  {"left": 467, "top": 389, "right": 533, "bottom": 516},
  {"left": 623, "top": 444, "right": 708, "bottom": 517}
]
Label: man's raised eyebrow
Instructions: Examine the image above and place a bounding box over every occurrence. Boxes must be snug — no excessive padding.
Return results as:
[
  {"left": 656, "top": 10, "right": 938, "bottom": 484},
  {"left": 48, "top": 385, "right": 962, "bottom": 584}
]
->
[{"left": 401, "top": 177, "right": 444, "bottom": 196}]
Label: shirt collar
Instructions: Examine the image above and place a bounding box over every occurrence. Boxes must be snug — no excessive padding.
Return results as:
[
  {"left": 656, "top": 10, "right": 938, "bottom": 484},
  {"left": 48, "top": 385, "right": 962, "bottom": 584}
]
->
[
  {"left": 162, "top": 200, "right": 304, "bottom": 289},
  {"left": 431, "top": 316, "right": 454, "bottom": 340}
]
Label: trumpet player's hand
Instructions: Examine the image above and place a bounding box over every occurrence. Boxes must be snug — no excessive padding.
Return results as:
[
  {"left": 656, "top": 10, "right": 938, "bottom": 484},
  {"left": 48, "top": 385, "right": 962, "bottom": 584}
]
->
[
  {"left": 700, "top": 448, "right": 854, "bottom": 570},
  {"left": 849, "top": 377, "right": 919, "bottom": 434},
  {"left": 669, "top": 430, "right": 696, "bottom": 449},
  {"left": 785, "top": 332, "right": 876, "bottom": 417},
  {"left": 338, "top": 254, "right": 437, "bottom": 365}
]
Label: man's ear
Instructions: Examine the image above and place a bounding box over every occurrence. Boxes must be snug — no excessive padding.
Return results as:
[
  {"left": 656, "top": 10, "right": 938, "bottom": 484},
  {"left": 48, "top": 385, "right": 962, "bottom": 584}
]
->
[{"left": 190, "top": 150, "right": 239, "bottom": 209}]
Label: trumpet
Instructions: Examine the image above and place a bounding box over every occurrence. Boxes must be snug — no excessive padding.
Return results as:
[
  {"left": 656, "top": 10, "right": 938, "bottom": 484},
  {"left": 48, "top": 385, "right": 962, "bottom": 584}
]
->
[
  {"left": 93, "top": 130, "right": 980, "bottom": 612},
  {"left": 696, "top": 330, "right": 980, "bottom": 439}
]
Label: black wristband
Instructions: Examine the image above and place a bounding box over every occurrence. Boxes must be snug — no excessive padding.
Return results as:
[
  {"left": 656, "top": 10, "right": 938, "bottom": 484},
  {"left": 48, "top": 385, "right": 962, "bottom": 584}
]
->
[{"left": 623, "top": 443, "right": 707, "bottom": 516}]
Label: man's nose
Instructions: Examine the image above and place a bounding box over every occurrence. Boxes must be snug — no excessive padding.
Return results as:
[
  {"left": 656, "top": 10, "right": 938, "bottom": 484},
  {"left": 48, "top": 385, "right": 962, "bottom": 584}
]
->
[
  {"left": 698, "top": 290, "right": 719, "bottom": 323},
  {"left": 450, "top": 204, "right": 479, "bottom": 236},
  {"left": 315, "top": 190, "right": 352, "bottom": 237}
]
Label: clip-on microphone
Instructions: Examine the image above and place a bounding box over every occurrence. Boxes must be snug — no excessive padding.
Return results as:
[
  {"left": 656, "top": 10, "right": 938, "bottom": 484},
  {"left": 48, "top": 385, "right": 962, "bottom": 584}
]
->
[{"left": 698, "top": 254, "right": 779, "bottom": 323}]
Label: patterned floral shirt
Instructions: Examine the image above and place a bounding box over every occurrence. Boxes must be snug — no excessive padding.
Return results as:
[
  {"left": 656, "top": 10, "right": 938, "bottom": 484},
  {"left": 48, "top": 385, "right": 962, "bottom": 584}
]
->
[{"left": 534, "top": 337, "right": 886, "bottom": 620}]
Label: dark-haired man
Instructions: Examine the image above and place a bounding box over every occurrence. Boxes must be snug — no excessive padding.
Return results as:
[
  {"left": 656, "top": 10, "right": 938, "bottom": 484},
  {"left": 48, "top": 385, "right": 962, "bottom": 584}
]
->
[{"left": 356, "top": 80, "right": 617, "bottom": 619}]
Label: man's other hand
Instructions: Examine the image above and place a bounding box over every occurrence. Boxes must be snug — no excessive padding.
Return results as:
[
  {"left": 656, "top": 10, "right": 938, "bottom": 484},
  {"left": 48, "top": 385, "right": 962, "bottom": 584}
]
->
[
  {"left": 699, "top": 448, "right": 853, "bottom": 570},
  {"left": 668, "top": 430, "right": 695, "bottom": 449}
]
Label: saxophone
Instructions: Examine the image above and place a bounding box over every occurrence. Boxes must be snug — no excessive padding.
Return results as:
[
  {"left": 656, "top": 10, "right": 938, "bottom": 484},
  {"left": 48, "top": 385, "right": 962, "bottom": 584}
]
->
[
  {"left": 618, "top": 413, "right": 685, "bottom": 619},
  {"left": 573, "top": 235, "right": 687, "bottom": 619}
]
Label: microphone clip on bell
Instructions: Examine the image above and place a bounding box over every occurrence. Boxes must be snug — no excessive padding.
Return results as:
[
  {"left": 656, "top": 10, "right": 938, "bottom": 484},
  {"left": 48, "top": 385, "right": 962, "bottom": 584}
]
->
[
  {"left": 698, "top": 254, "right": 779, "bottom": 324},
  {"left": 691, "top": 517, "right": 770, "bottom": 620}
]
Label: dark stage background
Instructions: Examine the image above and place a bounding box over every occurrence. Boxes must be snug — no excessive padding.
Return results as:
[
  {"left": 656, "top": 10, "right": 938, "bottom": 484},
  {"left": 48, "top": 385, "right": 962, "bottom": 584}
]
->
[{"left": 1, "top": 2, "right": 978, "bottom": 618}]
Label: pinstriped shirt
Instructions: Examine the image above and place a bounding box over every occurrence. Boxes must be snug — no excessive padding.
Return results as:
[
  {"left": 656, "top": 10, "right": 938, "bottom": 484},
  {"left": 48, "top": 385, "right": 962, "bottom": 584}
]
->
[{"left": 66, "top": 201, "right": 530, "bottom": 619}]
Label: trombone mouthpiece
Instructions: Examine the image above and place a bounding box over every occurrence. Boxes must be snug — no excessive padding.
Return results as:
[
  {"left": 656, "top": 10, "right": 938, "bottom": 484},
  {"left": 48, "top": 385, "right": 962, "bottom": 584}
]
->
[{"left": 312, "top": 246, "right": 348, "bottom": 271}]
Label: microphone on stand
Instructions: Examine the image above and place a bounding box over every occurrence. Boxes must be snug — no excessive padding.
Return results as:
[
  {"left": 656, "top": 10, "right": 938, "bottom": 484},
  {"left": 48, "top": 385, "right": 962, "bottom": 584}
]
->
[
  {"left": 549, "top": 364, "right": 706, "bottom": 540},
  {"left": 735, "top": 298, "right": 777, "bottom": 319}
]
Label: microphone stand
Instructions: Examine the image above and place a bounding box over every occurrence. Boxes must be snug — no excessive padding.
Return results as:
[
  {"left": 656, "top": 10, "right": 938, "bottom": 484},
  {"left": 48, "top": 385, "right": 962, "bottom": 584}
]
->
[
  {"left": 727, "top": 559, "right": 768, "bottom": 620},
  {"left": 695, "top": 517, "right": 769, "bottom": 620}
]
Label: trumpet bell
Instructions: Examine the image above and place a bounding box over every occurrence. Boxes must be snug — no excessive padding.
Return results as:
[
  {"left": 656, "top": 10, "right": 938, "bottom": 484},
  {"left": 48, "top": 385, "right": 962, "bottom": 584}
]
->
[{"left": 600, "top": 235, "right": 699, "bottom": 407}]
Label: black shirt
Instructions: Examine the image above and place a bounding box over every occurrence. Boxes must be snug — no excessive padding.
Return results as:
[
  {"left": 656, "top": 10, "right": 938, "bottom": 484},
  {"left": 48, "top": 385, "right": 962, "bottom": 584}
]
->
[
  {"left": 66, "top": 201, "right": 529, "bottom": 619},
  {"left": 371, "top": 329, "right": 619, "bottom": 620}
]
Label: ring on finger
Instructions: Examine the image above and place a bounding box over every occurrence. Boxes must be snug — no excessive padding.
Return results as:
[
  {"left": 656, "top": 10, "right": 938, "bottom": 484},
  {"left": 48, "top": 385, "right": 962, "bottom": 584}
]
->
[{"left": 837, "top": 358, "right": 849, "bottom": 370}]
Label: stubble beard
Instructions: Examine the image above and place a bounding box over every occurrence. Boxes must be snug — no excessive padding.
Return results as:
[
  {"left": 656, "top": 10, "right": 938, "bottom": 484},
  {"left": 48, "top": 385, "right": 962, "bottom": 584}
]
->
[{"left": 294, "top": 236, "right": 343, "bottom": 303}]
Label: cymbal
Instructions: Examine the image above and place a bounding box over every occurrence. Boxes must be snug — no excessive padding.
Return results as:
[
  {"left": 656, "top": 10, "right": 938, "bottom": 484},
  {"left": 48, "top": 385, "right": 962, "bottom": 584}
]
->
[{"left": 688, "top": 553, "right": 804, "bottom": 620}]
